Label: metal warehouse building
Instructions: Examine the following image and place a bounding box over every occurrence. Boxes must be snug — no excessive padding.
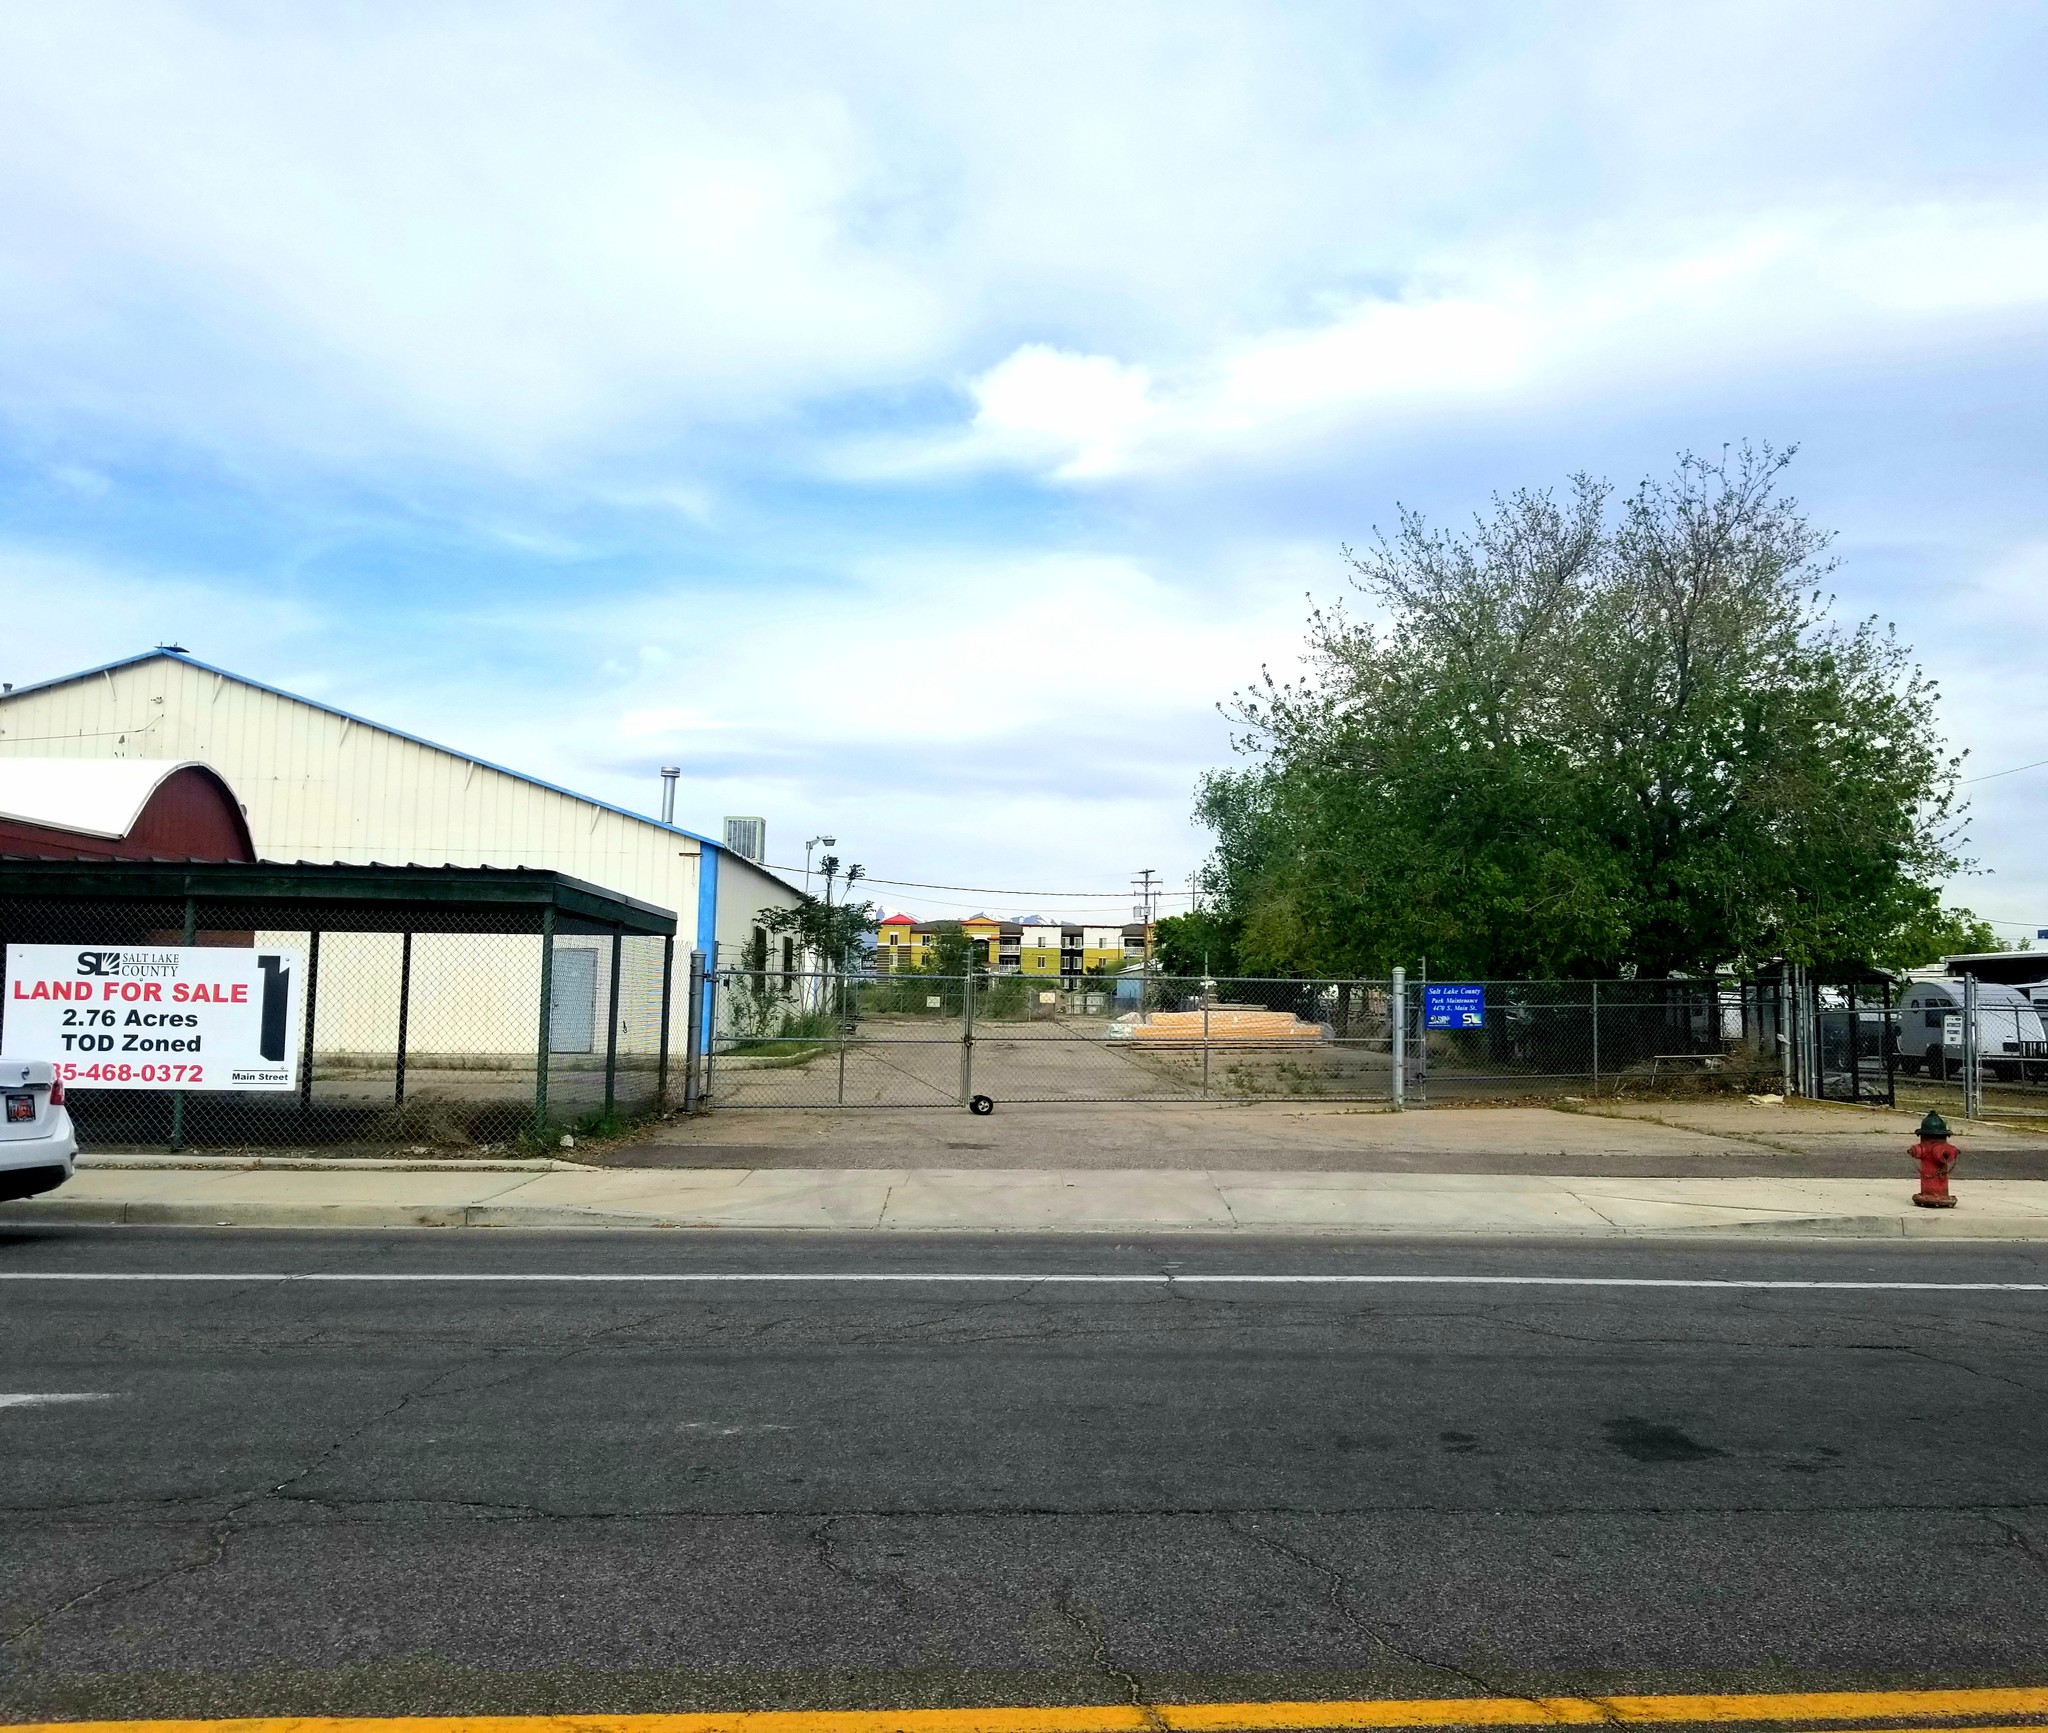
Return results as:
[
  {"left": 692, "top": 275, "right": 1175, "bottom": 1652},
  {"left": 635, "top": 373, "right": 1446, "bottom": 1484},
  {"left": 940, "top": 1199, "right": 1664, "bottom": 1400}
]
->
[{"left": 0, "top": 649, "right": 802, "bottom": 1048}]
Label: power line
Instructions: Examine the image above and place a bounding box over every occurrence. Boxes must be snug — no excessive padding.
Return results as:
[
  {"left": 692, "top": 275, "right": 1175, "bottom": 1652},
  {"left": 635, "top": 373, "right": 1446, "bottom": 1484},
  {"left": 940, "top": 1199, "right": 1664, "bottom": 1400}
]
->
[
  {"left": 1962, "top": 754, "right": 2048, "bottom": 785},
  {"left": 1963, "top": 909, "right": 2047, "bottom": 932},
  {"left": 760, "top": 864, "right": 1195, "bottom": 900},
  {"left": 872, "top": 891, "right": 1168, "bottom": 917}
]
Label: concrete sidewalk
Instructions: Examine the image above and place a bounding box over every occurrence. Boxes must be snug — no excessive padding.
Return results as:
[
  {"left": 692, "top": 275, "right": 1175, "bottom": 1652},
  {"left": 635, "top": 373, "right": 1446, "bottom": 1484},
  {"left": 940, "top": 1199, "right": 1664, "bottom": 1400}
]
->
[{"left": 7, "top": 1162, "right": 2047, "bottom": 1237}]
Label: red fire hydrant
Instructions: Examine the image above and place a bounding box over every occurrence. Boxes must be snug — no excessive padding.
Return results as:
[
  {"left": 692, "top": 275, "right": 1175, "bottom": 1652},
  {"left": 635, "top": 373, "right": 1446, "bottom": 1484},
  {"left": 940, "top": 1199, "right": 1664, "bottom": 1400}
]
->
[{"left": 1910, "top": 1111, "right": 1959, "bottom": 1209}]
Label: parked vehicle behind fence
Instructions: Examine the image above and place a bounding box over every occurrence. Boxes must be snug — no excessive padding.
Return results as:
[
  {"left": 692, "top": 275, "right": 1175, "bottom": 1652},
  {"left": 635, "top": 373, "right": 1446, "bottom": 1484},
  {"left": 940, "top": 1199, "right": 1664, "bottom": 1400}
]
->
[{"left": 1894, "top": 979, "right": 2048, "bottom": 1082}]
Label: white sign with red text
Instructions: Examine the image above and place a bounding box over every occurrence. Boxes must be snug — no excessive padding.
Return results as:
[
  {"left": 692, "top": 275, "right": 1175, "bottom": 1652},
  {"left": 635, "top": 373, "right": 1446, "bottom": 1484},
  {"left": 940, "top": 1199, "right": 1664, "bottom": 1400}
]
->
[{"left": 2, "top": 945, "right": 304, "bottom": 1091}]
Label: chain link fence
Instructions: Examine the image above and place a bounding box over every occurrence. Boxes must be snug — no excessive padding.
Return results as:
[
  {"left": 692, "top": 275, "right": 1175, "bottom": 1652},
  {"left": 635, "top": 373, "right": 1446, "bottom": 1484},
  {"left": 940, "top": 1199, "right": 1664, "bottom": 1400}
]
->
[
  {"left": 1810, "top": 976, "right": 2048, "bottom": 1124},
  {"left": 701, "top": 968, "right": 1782, "bottom": 1108},
  {"left": 0, "top": 894, "right": 674, "bottom": 1150}
]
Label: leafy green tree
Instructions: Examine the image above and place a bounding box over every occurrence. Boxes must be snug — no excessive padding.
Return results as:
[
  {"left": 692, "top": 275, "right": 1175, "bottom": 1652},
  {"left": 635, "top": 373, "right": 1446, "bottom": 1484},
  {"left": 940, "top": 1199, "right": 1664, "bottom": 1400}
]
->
[
  {"left": 755, "top": 888, "right": 879, "bottom": 973},
  {"left": 921, "top": 920, "right": 982, "bottom": 980},
  {"left": 1152, "top": 908, "right": 1242, "bottom": 978},
  {"left": 1202, "top": 445, "right": 1966, "bottom": 977},
  {"left": 1875, "top": 906, "right": 2022, "bottom": 973}
]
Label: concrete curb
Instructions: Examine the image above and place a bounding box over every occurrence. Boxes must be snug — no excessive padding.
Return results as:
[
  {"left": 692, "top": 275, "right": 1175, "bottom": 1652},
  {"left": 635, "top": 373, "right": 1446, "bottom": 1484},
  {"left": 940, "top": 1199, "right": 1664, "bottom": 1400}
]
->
[
  {"left": 76, "top": 1155, "right": 590, "bottom": 1174},
  {"left": 10, "top": 1198, "right": 2048, "bottom": 1238}
]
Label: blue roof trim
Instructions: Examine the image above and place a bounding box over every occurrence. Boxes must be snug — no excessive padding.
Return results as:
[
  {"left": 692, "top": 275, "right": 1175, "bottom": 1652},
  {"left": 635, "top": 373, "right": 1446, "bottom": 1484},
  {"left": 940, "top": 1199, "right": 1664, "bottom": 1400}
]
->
[{"left": 1, "top": 649, "right": 775, "bottom": 868}]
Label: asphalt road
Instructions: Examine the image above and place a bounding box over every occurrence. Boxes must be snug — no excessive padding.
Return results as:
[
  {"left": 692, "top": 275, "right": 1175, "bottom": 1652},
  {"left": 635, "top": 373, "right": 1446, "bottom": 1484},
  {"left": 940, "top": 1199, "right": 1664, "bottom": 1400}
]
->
[{"left": 5, "top": 1227, "right": 2048, "bottom": 1721}]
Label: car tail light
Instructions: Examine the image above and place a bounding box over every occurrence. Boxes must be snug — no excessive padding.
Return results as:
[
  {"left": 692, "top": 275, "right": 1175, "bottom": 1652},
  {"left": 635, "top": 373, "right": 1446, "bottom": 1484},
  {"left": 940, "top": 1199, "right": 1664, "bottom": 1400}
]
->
[{"left": 48, "top": 1075, "right": 64, "bottom": 1107}]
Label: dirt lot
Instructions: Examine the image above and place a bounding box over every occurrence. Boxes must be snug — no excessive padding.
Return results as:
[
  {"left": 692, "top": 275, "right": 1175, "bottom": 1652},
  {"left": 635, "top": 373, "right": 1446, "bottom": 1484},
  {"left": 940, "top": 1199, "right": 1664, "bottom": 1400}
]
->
[{"left": 610, "top": 1094, "right": 2048, "bottom": 1179}]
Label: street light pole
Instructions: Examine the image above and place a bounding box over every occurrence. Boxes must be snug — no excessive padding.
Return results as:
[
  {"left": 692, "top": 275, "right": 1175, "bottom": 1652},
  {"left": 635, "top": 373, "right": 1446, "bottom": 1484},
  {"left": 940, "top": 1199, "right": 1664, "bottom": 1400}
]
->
[{"left": 804, "top": 834, "right": 836, "bottom": 900}]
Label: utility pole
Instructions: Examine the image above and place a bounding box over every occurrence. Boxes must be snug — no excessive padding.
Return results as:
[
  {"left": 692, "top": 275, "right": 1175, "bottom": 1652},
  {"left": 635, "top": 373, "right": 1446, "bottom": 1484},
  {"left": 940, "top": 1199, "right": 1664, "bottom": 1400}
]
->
[
  {"left": 817, "top": 854, "right": 839, "bottom": 1015},
  {"left": 1133, "top": 869, "right": 1159, "bottom": 977}
]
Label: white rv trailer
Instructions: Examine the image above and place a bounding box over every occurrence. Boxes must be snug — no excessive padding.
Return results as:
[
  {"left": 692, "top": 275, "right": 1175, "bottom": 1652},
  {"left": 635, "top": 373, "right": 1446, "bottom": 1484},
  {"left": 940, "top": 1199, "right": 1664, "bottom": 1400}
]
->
[{"left": 1894, "top": 977, "right": 2048, "bottom": 1081}]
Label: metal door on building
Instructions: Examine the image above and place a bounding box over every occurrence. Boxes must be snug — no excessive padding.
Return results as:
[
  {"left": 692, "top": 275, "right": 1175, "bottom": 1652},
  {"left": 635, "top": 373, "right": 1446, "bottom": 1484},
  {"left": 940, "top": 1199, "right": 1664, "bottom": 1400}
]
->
[{"left": 549, "top": 946, "right": 598, "bottom": 1054}]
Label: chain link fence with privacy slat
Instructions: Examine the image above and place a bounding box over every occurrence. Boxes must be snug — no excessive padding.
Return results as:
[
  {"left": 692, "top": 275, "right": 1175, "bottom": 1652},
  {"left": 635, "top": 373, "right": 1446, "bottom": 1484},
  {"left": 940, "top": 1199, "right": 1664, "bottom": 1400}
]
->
[{"left": 0, "top": 892, "right": 675, "bottom": 1150}]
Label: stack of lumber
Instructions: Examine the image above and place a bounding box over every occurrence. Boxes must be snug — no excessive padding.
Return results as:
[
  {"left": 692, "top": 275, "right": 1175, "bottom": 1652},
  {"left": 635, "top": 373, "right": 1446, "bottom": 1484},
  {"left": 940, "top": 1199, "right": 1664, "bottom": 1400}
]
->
[{"left": 1116, "top": 1009, "right": 1327, "bottom": 1045}]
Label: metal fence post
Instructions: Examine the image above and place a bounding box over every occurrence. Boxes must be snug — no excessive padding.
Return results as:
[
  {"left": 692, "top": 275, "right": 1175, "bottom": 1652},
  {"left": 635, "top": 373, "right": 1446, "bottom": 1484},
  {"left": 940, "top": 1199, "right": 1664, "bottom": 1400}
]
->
[
  {"left": 1590, "top": 979, "right": 1600, "bottom": 1094},
  {"left": 1808, "top": 971, "right": 1822, "bottom": 1099},
  {"left": 959, "top": 970, "right": 976, "bottom": 1106},
  {"left": 1202, "top": 996, "right": 1211, "bottom": 1099},
  {"left": 1848, "top": 981, "right": 1862, "bottom": 1105},
  {"left": 298, "top": 930, "right": 320, "bottom": 1119},
  {"left": 1390, "top": 967, "right": 1406, "bottom": 1111},
  {"left": 703, "top": 966, "right": 720, "bottom": 1108},
  {"left": 1417, "top": 960, "right": 1430, "bottom": 1102},
  {"left": 603, "top": 929, "right": 623, "bottom": 1119},
  {"left": 168, "top": 895, "right": 197, "bottom": 1150},
  {"left": 656, "top": 935, "right": 676, "bottom": 1109},
  {"left": 680, "top": 947, "right": 705, "bottom": 1112},
  {"left": 1780, "top": 962, "right": 1794, "bottom": 1097},
  {"left": 1964, "top": 974, "right": 1981, "bottom": 1120},
  {"left": 394, "top": 931, "right": 413, "bottom": 1107},
  {"left": 533, "top": 907, "right": 555, "bottom": 1134},
  {"left": 1883, "top": 977, "right": 1896, "bottom": 1108},
  {"left": 836, "top": 967, "right": 849, "bottom": 1106}
]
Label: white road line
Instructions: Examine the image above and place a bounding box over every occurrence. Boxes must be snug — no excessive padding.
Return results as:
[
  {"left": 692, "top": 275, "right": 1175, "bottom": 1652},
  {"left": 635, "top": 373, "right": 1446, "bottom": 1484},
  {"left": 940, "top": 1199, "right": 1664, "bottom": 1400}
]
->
[
  {"left": 0, "top": 1272, "right": 2045, "bottom": 1290},
  {"left": 0, "top": 1392, "right": 113, "bottom": 1407}
]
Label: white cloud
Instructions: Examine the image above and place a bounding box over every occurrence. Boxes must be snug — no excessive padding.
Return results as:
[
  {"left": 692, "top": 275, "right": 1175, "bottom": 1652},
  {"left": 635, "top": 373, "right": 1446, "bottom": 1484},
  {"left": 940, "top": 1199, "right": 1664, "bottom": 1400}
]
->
[
  {"left": 877, "top": 200, "right": 2048, "bottom": 484},
  {"left": 0, "top": 547, "right": 318, "bottom": 690},
  {"left": 965, "top": 347, "right": 1157, "bottom": 481},
  {"left": 5, "top": 3, "right": 2043, "bottom": 479},
  {"left": 618, "top": 705, "right": 734, "bottom": 740},
  {"left": 0, "top": 7, "right": 943, "bottom": 463}
]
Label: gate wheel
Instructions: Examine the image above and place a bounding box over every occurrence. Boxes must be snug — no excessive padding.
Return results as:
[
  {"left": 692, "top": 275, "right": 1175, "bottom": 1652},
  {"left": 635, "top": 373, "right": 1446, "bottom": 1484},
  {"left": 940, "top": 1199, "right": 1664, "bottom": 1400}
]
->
[{"left": 968, "top": 1094, "right": 995, "bottom": 1116}]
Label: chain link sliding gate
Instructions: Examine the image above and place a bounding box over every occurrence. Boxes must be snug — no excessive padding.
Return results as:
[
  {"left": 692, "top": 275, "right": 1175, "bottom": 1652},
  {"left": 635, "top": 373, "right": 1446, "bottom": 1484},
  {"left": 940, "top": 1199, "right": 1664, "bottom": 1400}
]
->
[
  {"left": 1795, "top": 968, "right": 2048, "bottom": 1123},
  {"left": 699, "top": 968, "right": 1775, "bottom": 1109}
]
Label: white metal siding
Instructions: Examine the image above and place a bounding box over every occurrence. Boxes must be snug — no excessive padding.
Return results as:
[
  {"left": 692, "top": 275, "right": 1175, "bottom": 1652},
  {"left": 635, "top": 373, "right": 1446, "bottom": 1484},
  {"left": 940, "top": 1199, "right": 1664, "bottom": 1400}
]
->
[{"left": 0, "top": 656, "right": 803, "bottom": 995}]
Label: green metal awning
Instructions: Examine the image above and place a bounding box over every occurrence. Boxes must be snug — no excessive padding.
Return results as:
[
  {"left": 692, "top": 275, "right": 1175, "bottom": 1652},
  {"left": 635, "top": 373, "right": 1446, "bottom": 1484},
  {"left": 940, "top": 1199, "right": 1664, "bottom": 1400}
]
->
[{"left": 0, "top": 858, "right": 676, "bottom": 937}]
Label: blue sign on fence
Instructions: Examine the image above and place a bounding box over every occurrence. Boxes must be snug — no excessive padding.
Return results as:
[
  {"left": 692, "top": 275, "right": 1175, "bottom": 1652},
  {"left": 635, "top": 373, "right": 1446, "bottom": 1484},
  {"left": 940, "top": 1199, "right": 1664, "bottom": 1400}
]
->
[{"left": 1424, "top": 983, "right": 1485, "bottom": 1029}]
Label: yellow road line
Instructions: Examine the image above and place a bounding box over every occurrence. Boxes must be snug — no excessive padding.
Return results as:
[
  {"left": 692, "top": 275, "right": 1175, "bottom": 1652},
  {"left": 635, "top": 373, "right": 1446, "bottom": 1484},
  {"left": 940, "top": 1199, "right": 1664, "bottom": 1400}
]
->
[{"left": 18, "top": 1690, "right": 2048, "bottom": 1733}]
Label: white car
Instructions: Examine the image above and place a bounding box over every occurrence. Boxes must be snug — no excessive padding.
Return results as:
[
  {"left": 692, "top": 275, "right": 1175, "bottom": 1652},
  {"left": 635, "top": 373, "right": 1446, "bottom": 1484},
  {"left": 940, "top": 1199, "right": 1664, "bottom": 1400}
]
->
[{"left": 0, "top": 1060, "right": 77, "bottom": 1201}]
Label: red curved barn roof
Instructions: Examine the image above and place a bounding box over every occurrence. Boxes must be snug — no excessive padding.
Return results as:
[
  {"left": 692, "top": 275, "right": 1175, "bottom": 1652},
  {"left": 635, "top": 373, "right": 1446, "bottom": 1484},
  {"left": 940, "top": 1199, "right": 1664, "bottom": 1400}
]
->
[{"left": 0, "top": 759, "right": 255, "bottom": 862}]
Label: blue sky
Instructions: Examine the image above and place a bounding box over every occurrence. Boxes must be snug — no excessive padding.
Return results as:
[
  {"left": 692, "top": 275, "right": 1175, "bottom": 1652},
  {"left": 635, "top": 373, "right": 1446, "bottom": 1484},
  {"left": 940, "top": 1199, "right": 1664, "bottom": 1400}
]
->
[{"left": 1, "top": 1, "right": 2045, "bottom": 933}]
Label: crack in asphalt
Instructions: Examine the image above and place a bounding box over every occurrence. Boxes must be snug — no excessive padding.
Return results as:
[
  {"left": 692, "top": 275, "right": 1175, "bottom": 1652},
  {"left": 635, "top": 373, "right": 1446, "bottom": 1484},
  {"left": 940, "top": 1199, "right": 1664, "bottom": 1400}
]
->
[
  {"left": 1, "top": 1358, "right": 464, "bottom": 1666},
  {"left": 1227, "top": 1514, "right": 1547, "bottom": 1702},
  {"left": 1985, "top": 1515, "right": 2048, "bottom": 1579},
  {"left": 12, "top": 1493, "right": 2048, "bottom": 1524},
  {"left": 1051, "top": 1586, "right": 1163, "bottom": 1730},
  {"left": 2, "top": 1305, "right": 671, "bottom": 1660},
  {"left": 809, "top": 1515, "right": 917, "bottom": 1613},
  {"left": 1865, "top": 1341, "right": 2048, "bottom": 1393}
]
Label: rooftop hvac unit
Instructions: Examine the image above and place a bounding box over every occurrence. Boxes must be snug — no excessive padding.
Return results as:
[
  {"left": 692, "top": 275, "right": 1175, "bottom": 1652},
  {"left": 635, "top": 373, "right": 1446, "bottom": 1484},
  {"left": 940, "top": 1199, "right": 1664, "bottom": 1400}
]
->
[{"left": 723, "top": 816, "right": 766, "bottom": 863}]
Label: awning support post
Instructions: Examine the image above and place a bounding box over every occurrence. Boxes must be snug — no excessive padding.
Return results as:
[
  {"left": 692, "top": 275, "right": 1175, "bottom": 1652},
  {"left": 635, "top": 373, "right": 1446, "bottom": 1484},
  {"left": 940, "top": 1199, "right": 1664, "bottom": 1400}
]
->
[
  {"left": 534, "top": 908, "right": 556, "bottom": 1135},
  {"left": 603, "top": 929, "right": 623, "bottom": 1120},
  {"left": 298, "top": 930, "right": 321, "bottom": 1118},
  {"left": 394, "top": 931, "right": 413, "bottom": 1107},
  {"left": 656, "top": 935, "right": 676, "bottom": 1110}
]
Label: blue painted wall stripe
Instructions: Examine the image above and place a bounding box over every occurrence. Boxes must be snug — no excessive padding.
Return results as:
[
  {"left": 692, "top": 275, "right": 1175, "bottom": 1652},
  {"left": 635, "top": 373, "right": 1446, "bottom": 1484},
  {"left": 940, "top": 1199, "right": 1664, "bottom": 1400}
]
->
[{"left": 694, "top": 845, "right": 720, "bottom": 1052}]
